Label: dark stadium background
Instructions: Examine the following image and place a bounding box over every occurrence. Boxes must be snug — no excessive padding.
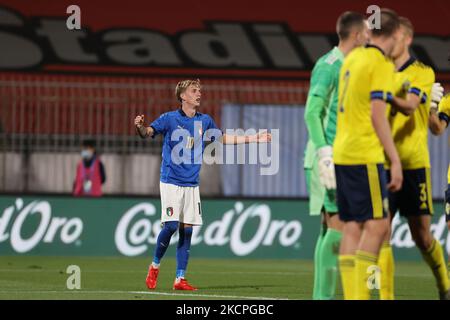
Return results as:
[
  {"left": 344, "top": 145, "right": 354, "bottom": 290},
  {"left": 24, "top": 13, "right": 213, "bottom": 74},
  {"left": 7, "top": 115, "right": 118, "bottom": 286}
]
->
[{"left": 0, "top": 0, "right": 449, "bottom": 300}]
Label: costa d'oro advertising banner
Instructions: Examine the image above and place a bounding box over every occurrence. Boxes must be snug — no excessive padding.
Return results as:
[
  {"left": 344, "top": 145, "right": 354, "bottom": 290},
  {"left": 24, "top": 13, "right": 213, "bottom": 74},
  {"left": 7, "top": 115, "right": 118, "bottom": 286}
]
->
[
  {"left": 0, "top": 195, "right": 449, "bottom": 260},
  {"left": 0, "top": 0, "right": 449, "bottom": 78}
]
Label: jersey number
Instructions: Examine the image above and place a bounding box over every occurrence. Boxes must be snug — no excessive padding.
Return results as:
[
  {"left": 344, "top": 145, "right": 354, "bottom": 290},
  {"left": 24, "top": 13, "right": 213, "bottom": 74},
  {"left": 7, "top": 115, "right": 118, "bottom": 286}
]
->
[
  {"left": 186, "top": 137, "right": 194, "bottom": 149},
  {"left": 419, "top": 183, "right": 427, "bottom": 203},
  {"left": 340, "top": 70, "right": 350, "bottom": 113}
]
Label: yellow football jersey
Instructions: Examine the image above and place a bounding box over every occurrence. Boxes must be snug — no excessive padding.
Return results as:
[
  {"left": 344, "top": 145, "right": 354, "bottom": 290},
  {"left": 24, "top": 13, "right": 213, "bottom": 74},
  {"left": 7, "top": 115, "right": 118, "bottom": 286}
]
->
[
  {"left": 439, "top": 94, "right": 450, "bottom": 183},
  {"left": 438, "top": 93, "right": 450, "bottom": 118},
  {"left": 333, "top": 45, "right": 396, "bottom": 165},
  {"left": 388, "top": 59, "right": 435, "bottom": 169},
  {"left": 447, "top": 164, "right": 450, "bottom": 184}
]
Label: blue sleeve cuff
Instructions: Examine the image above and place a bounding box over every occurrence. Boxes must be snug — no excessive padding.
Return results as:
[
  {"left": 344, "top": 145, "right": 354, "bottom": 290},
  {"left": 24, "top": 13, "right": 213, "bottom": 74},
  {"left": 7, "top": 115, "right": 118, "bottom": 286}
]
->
[
  {"left": 408, "top": 87, "right": 427, "bottom": 103},
  {"left": 370, "top": 91, "right": 393, "bottom": 103},
  {"left": 438, "top": 112, "right": 450, "bottom": 128}
]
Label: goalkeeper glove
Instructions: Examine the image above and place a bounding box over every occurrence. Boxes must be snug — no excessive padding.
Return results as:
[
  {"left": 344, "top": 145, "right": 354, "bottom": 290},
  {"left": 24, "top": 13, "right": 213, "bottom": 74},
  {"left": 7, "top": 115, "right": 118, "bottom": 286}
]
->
[
  {"left": 317, "top": 145, "right": 336, "bottom": 190},
  {"left": 430, "top": 82, "right": 444, "bottom": 113}
]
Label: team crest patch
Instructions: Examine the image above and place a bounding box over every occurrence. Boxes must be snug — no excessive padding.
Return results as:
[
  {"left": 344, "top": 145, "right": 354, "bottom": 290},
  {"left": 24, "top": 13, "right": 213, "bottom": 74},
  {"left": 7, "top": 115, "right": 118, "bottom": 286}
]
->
[{"left": 166, "top": 207, "right": 174, "bottom": 217}]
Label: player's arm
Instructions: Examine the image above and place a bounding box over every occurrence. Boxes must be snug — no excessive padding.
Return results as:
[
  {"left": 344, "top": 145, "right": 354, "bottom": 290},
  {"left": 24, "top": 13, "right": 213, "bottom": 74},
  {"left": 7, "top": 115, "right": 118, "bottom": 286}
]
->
[
  {"left": 134, "top": 114, "right": 154, "bottom": 139},
  {"left": 429, "top": 91, "right": 449, "bottom": 136},
  {"left": 304, "top": 63, "right": 336, "bottom": 189},
  {"left": 429, "top": 112, "right": 448, "bottom": 135},
  {"left": 390, "top": 74, "right": 421, "bottom": 116},
  {"left": 370, "top": 62, "right": 403, "bottom": 191},
  {"left": 221, "top": 131, "right": 271, "bottom": 144},
  {"left": 391, "top": 94, "right": 420, "bottom": 116},
  {"left": 371, "top": 100, "right": 403, "bottom": 191},
  {"left": 304, "top": 63, "right": 333, "bottom": 148}
]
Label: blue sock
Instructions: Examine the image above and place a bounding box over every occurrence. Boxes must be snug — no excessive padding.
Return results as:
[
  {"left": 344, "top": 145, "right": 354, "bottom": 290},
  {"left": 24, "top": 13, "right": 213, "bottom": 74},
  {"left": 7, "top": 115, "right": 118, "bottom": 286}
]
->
[
  {"left": 153, "top": 221, "right": 178, "bottom": 264},
  {"left": 176, "top": 226, "right": 193, "bottom": 278}
]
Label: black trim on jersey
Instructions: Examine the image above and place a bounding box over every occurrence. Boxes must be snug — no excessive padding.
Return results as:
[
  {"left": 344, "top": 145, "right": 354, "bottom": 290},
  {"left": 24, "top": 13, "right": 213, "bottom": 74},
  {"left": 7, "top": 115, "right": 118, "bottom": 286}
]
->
[
  {"left": 438, "top": 112, "right": 450, "bottom": 127},
  {"left": 398, "top": 56, "right": 417, "bottom": 72},
  {"left": 150, "top": 125, "right": 157, "bottom": 138},
  {"left": 365, "top": 44, "right": 385, "bottom": 56}
]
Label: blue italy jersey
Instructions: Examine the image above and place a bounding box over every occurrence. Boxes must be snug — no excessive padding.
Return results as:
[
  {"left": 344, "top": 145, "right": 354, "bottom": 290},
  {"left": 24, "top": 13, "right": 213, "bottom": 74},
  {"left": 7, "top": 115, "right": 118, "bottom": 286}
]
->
[{"left": 150, "top": 109, "right": 220, "bottom": 187}]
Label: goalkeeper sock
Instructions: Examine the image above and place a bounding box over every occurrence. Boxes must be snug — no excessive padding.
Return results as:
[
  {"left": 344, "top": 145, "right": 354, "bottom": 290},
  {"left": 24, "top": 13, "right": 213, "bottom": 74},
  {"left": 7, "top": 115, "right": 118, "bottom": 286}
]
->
[
  {"left": 421, "top": 239, "right": 450, "bottom": 294},
  {"left": 338, "top": 255, "right": 355, "bottom": 300},
  {"left": 317, "top": 228, "right": 342, "bottom": 300},
  {"left": 312, "top": 225, "right": 326, "bottom": 300},
  {"left": 378, "top": 241, "right": 395, "bottom": 300},
  {"left": 355, "top": 250, "right": 378, "bottom": 300},
  {"left": 176, "top": 226, "right": 193, "bottom": 279},
  {"left": 153, "top": 221, "right": 178, "bottom": 264}
]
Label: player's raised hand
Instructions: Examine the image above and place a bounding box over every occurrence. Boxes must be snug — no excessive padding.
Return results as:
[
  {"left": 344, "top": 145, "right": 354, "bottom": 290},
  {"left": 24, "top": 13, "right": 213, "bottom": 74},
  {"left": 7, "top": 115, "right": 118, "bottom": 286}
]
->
[
  {"left": 430, "top": 82, "right": 444, "bottom": 113},
  {"left": 134, "top": 114, "right": 145, "bottom": 128},
  {"left": 256, "top": 130, "right": 272, "bottom": 143},
  {"left": 387, "top": 161, "right": 403, "bottom": 192}
]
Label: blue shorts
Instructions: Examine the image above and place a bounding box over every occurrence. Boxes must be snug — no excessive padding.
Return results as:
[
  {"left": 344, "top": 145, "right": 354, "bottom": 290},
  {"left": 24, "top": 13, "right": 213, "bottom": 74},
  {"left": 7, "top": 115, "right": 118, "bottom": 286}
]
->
[
  {"left": 335, "top": 164, "right": 388, "bottom": 222},
  {"left": 387, "top": 168, "right": 433, "bottom": 216}
]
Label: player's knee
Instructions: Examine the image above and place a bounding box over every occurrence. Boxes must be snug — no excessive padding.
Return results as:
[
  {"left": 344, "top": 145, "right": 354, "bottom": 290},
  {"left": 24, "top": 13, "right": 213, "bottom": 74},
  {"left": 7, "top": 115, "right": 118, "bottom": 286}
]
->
[
  {"left": 364, "top": 219, "right": 389, "bottom": 238},
  {"left": 164, "top": 221, "right": 179, "bottom": 234},
  {"left": 327, "top": 214, "right": 343, "bottom": 231},
  {"left": 411, "top": 230, "right": 432, "bottom": 251}
]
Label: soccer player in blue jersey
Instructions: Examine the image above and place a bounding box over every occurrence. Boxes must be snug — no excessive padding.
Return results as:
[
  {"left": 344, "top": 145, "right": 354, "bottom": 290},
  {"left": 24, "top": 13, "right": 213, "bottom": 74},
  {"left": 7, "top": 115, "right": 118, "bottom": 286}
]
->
[{"left": 134, "top": 79, "right": 271, "bottom": 291}]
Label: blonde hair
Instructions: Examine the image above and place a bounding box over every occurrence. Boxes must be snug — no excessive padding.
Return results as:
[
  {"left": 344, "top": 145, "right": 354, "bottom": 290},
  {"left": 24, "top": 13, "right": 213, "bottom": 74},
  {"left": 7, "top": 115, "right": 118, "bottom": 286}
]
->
[
  {"left": 399, "top": 17, "right": 414, "bottom": 37},
  {"left": 175, "top": 79, "right": 201, "bottom": 102}
]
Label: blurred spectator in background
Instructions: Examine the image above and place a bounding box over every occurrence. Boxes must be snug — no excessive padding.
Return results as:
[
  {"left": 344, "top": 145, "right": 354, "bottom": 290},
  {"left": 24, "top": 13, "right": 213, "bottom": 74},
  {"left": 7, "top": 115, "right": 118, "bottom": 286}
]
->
[{"left": 73, "top": 139, "right": 106, "bottom": 197}]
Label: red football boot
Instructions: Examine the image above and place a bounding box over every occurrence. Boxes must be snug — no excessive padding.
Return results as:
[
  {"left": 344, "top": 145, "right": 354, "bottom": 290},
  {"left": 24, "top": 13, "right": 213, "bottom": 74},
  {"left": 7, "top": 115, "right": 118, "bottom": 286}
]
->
[
  {"left": 145, "top": 265, "right": 159, "bottom": 289},
  {"left": 173, "top": 278, "right": 197, "bottom": 291}
]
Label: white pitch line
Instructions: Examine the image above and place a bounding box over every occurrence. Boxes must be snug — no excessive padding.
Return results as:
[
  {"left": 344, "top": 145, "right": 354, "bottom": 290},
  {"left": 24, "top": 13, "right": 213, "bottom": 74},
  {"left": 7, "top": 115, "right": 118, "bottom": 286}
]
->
[
  {"left": 0, "top": 269, "right": 303, "bottom": 275},
  {"left": 0, "top": 290, "right": 287, "bottom": 300}
]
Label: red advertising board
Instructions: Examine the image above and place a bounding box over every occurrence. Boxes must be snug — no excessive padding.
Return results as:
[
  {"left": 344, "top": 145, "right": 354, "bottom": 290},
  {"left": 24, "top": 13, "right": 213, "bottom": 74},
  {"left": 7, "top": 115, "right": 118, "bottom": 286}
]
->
[{"left": 0, "top": 0, "right": 449, "bottom": 79}]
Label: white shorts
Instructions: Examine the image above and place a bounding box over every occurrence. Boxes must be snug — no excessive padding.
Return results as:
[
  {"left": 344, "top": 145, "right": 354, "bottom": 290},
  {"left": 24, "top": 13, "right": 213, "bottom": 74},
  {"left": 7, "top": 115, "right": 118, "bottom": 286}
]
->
[{"left": 160, "top": 182, "right": 203, "bottom": 226}]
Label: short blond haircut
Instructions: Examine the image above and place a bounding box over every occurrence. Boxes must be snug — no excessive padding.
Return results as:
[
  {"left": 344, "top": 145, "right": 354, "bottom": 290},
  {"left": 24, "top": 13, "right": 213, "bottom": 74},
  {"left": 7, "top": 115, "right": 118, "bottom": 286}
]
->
[
  {"left": 399, "top": 16, "right": 414, "bottom": 37},
  {"left": 175, "top": 79, "right": 201, "bottom": 102}
]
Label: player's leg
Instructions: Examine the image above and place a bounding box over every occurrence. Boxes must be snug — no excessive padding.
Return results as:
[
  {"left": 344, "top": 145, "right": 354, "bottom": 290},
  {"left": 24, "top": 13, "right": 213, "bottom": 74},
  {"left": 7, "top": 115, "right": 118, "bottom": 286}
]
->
[
  {"left": 354, "top": 163, "right": 389, "bottom": 300},
  {"left": 173, "top": 185, "right": 202, "bottom": 291},
  {"left": 338, "top": 221, "right": 361, "bottom": 300},
  {"left": 305, "top": 167, "right": 328, "bottom": 299},
  {"left": 404, "top": 168, "right": 449, "bottom": 299},
  {"left": 378, "top": 174, "right": 399, "bottom": 301},
  {"left": 317, "top": 206, "right": 343, "bottom": 300},
  {"left": 146, "top": 182, "right": 182, "bottom": 289},
  {"left": 176, "top": 222, "right": 194, "bottom": 281},
  {"left": 313, "top": 214, "right": 326, "bottom": 299},
  {"left": 445, "top": 186, "right": 450, "bottom": 277},
  {"left": 408, "top": 215, "right": 449, "bottom": 299},
  {"left": 356, "top": 218, "right": 389, "bottom": 300},
  {"left": 377, "top": 210, "right": 395, "bottom": 300},
  {"left": 335, "top": 164, "right": 362, "bottom": 300}
]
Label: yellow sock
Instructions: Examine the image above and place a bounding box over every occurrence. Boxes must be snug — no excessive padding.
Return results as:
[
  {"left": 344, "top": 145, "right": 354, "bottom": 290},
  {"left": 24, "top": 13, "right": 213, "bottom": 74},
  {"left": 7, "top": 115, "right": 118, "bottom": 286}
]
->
[
  {"left": 421, "top": 239, "right": 450, "bottom": 294},
  {"left": 355, "top": 250, "right": 378, "bottom": 300},
  {"left": 338, "top": 255, "right": 355, "bottom": 300},
  {"left": 378, "top": 241, "right": 394, "bottom": 300}
]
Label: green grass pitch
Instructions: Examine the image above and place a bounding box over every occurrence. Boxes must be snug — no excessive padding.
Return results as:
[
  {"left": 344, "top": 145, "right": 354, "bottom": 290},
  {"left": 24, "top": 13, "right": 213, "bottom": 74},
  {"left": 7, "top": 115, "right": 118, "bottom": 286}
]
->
[{"left": 0, "top": 256, "right": 443, "bottom": 300}]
